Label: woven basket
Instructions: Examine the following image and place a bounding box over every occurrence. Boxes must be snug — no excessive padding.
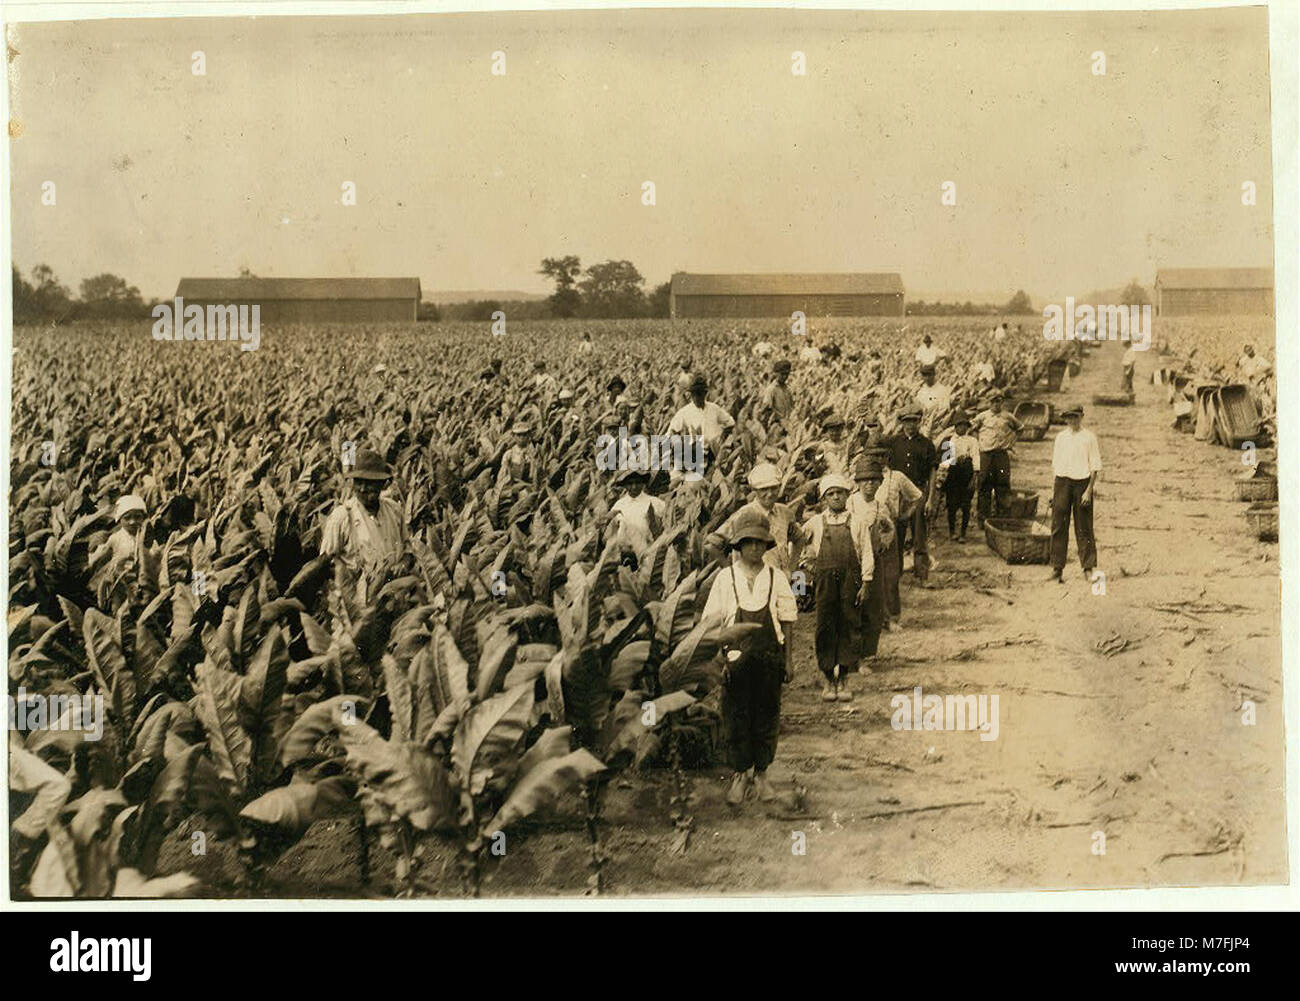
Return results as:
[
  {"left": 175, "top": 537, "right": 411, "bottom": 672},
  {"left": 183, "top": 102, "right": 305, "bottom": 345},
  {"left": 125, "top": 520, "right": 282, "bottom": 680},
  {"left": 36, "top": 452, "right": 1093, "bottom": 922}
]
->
[
  {"left": 1235, "top": 477, "right": 1278, "bottom": 502},
  {"left": 1245, "top": 502, "right": 1278, "bottom": 542},
  {"left": 1014, "top": 401, "right": 1052, "bottom": 441},
  {"left": 984, "top": 518, "right": 1052, "bottom": 564},
  {"left": 998, "top": 489, "right": 1040, "bottom": 519}
]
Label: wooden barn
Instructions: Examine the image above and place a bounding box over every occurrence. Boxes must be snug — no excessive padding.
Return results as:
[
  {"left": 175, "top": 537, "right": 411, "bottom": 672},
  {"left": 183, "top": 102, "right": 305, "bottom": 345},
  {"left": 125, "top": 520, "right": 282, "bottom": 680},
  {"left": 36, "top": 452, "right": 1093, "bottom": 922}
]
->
[
  {"left": 174, "top": 277, "right": 421, "bottom": 323},
  {"left": 1153, "top": 268, "right": 1273, "bottom": 317},
  {"left": 669, "top": 272, "right": 905, "bottom": 318}
]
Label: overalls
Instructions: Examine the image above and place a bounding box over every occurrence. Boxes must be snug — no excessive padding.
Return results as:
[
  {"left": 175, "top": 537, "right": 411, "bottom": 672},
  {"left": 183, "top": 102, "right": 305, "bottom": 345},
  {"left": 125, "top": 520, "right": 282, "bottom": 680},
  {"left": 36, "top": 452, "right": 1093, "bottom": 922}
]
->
[
  {"left": 814, "top": 519, "right": 860, "bottom": 680},
  {"left": 721, "top": 567, "right": 785, "bottom": 774}
]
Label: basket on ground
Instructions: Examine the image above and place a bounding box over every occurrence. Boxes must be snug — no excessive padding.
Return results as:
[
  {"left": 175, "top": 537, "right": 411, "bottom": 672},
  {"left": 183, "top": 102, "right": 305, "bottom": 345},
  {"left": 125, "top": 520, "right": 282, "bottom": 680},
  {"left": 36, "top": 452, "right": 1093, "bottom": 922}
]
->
[
  {"left": 984, "top": 517, "right": 1052, "bottom": 564},
  {"left": 1245, "top": 502, "right": 1278, "bottom": 542},
  {"left": 997, "top": 489, "right": 1040, "bottom": 519},
  {"left": 1235, "top": 476, "right": 1278, "bottom": 502},
  {"left": 1013, "top": 400, "right": 1052, "bottom": 441}
]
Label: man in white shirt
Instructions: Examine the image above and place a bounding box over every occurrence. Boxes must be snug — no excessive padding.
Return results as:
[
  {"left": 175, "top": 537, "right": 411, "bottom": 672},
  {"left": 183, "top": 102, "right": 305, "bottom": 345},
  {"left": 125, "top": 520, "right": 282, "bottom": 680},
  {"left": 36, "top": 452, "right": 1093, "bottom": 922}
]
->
[
  {"left": 321, "top": 448, "right": 409, "bottom": 594},
  {"left": 915, "top": 365, "right": 952, "bottom": 438},
  {"left": 1121, "top": 346, "right": 1137, "bottom": 394},
  {"left": 1048, "top": 405, "right": 1101, "bottom": 582},
  {"left": 666, "top": 373, "right": 735, "bottom": 482},
  {"left": 609, "top": 469, "right": 665, "bottom": 560},
  {"left": 914, "top": 334, "right": 945, "bottom": 368}
]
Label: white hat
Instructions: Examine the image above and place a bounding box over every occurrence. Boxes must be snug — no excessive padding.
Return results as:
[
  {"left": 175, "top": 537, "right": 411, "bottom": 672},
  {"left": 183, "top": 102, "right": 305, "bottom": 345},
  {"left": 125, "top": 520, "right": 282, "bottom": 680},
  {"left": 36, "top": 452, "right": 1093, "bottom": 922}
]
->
[
  {"left": 818, "top": 474, "right": 852, "bottom": 497},
  {"left": 114, "top": 494, "right": 147, "bottom": 520},
  {"left": 747, "top": 462, "right": 781, "bottom": 490}
]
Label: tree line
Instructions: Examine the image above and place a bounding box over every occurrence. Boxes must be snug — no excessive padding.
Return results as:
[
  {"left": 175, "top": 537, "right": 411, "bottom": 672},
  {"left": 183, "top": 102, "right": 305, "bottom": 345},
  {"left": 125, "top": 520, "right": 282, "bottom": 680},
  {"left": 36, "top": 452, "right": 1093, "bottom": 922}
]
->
[{"left": 12, "top": 265, "right": 150, "bottom": 324}]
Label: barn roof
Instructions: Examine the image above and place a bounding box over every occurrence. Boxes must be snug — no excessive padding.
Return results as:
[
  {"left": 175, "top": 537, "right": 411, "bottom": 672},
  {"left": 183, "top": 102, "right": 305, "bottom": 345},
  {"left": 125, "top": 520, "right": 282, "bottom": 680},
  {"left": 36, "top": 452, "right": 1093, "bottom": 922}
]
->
[
  {"left": 671, "top": 272, "right": 904, "bottom": 296},
  {"left": 1154, "top": 268, "right": 1272, "bottom": 290},
  {"left": 175, "top": 277, "right": 421, "bottom": 300}
]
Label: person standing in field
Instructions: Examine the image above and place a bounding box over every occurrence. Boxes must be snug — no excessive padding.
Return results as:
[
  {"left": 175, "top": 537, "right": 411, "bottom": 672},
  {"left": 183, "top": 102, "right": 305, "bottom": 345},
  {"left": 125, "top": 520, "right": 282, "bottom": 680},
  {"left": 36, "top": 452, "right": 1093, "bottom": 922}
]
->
[
  {"left": 321, "top": 448, "right": 408, "bottom": 585},
  {"left": 496, "top": 419, "right": 535, "bottom": 487},
  {"left": 914, "top": 333, "right": 945, "bottom": 370},
  {"left": 675, "top": 359, "right": 695, "bottom": 403},
  {"left": 718, "top": 462, "right": 802, "bottom": 575},
  {"left": 816, "top": 413, "right": 851, "bottom": 475},
  {"left": 851, "top": 455, "right": 892, "bottom": 661},
  {"left": 91, "top": 494, "right": 148, "bottom": 567},
  {"left": 937, "top": 410, "right": 979, "bottom": 543},
  {"left": 801, "top": 473, "right": 874, "bottom": 703},
  {"left": 887, "top": 405, "right": 937, "bottom": 582},
  {"left": 871, "top": 446, "right": 920, "bottom": 630},
  {"left": 1121, "top": 345, "right": 1137, "bottom": 395},
  {"left": 666, "top": 373, "right": 735, "bottom": 483},
  {"left": 609, "top": 468, "right": 665, "bottom": 564},
  {"left": 969, "top": 390, "right": 1023, "bottom": 525},
  {"left": 1048, "top": 404, "right": 1101, "bottom": 583},
  {"left": 760, "top": 359, "right": 795, "bottom": 425},
  {"left": 702, "top": 509, "right": 797, "bottom": 806},
  {"left": 915, "top": 364, "right": 952, "bottom": 438}
]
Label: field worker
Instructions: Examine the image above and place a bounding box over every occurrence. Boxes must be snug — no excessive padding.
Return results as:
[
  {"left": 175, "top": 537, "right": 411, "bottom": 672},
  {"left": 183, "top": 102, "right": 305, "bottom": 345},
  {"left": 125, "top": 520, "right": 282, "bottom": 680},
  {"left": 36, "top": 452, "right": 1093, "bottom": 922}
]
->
[
  {"left": 870, "top": 447, "right": 917, "bottom": 629},
  {"left": 817, "top": 413, "right": 851, "bottom": 475},
  {"left": 609, "top": 468, "right": 665, "bottom": 561},
  {"left": 1237, "top": 343, "right": 1269, "bottom": 380},
  {"left": 915, "top": 364, "right": 952, "bottom": 438},
  {"left": 851, "top": 456, "right": 891, "bottom": 660},
  {"left": 760, "top": 359, "right": 794, "bottom": 424},
  {"left": 798, "top": 338, "right": 823, "bottom": 364},
  {"left": 675, "top": 359, "right": 695, "bottom": 402},
  {"left": 497, "top": 419, "right": 535, "bottom": 486},
  {"left": 93, "top": 494, "right": 147, "bottom": 565},
  {"left": 321, "top": 448, "right": 407, "bottom": 576},
  {"left": 969, "top": 390, "right": 1023, "bottom": 525},
  {"left": 937, "top": 410, "right": 979, "bottom": 542},
  {"left": 606, "top": 374, "right": 628, "bottom": 409},
  {"left": 914, "top": 333, "right": 945, "bottom": 369},
  {"left": 1121, "top": 345, "right": 1137, "bottom": 394},
  {"left": 802, "top": 473, "right": 873, "bottom": 703},
  {"left": 1049, "top": 405, "right": 1101, "bottom": 583},
  {"left": 752, "top": 338, "right": 775, "bottom": 358},
  {"left": 533, "top": 360, "right": 558, "bottom": 397},
  {"left": 971, "top": 351, "right": 996, "bottom": 387},
  {"left": 666, "top": 373, "right": 734, "bottom": 483},
  {"left": 702, "top": 508, "right": 797, "bottom": 805},
  {"left": 887, "top": 405, "right": 937, "bottom": 582},
  {"left": 578, "top": 331, "right": 594, "bottom": 354},
  {"left": 719, "top": 462, "right": 801, "bottom": 574}
]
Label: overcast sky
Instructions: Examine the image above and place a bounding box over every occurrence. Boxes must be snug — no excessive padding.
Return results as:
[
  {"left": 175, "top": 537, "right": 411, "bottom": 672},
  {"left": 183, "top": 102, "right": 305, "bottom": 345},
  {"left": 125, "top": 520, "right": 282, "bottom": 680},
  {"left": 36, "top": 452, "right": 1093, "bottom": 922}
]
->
[{"left": 7, "top": 7, "right": 1275, "bottom": 302}]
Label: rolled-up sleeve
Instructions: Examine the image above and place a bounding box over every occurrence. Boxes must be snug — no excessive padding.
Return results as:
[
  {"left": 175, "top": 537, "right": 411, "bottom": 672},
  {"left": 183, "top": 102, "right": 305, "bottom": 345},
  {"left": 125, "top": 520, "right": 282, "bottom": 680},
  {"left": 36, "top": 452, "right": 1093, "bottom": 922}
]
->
[
  {"left": 1088, "top": 433, "right": 1102, "bottom": 473},
  {"left": 701, "top": 570, "right": 735, "bottom": 626},
  {"left": 772, "top": 570, "right": 798, "bottom": 623}
]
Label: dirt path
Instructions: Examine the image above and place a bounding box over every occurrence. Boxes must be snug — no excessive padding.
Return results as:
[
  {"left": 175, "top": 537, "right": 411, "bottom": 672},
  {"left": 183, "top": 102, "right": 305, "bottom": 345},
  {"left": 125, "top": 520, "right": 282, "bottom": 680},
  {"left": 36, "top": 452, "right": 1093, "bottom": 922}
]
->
[{"left": 165, "top": 339, "right": 1285, "bottom": 897}]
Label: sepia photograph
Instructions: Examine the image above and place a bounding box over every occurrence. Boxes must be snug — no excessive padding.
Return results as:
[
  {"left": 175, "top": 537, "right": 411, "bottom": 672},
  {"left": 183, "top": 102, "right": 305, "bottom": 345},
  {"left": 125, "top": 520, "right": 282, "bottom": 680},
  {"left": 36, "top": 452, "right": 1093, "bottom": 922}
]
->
[{"left": 2, "top": 0, "right": 1293, "bottom": 912}]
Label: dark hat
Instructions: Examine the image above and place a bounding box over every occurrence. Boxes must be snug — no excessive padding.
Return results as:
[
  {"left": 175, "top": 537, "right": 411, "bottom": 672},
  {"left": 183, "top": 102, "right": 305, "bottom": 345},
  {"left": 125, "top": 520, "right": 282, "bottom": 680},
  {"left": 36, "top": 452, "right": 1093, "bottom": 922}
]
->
[
  {"left": 899, "top": 405, "right": 923, "bottom": 421},
  {"left": 867, "top": 446, "right": 892, "bottom": 461},
  {"left": 616, "top": 467, "right": 649, "bottom": 484},
  {"left": 607, "top": 375, "right": 627, "bottom": 392},
  {"left": 1061, "top": 403, "right": 1084, "bottom": 418},
  {"left": 346, "top": 448, "right": 393, "bottom": 481},
  {"left": 689, "top": 373, "right": 708, "bottom": 391},
  {"left": 952, "top": 409, "right": 971, "bottom": 426},
  {"left": 854, "top": 455, "right": 884, "bottom": 480},
  {"left": 729, "top": 509, "right": 775, "bottom": 548},
  {"left": 773, "top": 359, "right": 792, "bottom": 374}
]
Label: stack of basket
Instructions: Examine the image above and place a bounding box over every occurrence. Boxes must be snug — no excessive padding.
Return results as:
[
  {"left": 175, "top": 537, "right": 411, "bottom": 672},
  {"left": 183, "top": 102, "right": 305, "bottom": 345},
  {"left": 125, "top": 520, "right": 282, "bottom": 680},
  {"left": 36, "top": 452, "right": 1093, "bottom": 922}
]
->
[
  {"left": 1237, "top": 462, "right": 1277, "bottom": 542},
  {"left": 1013, "top": 401, "right": 1052, "bottom": 441},
  {"left": 984, "top": 517, "right": 1052, "bottom": 564}
]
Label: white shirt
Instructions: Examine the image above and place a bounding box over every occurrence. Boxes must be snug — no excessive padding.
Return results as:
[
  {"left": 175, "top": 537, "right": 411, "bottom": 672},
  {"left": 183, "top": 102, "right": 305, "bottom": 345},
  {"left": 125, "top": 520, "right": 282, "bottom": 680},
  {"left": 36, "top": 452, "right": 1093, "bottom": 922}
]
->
[
  {"left": 752, "top": 340, "right": 775, "bottom": 358},
  {"left": 610, "top": 493, "right": 665, "bottom": 555},
  {"left": 971, "top": 361, "right": 995, "bottom": 382},
  {"left": 700, "top": 563, "right": 798, "bottom": 646},
  {"left": 939, "top": 433, "right": 980, "bottom": 467},
  {"left": 321, "top": 495, "right": 408, "bottom": 573},
  {"left": 667, "top": 400, "right": 735, "bottom": 481},
  {"left": 915, "top": 344, "right": 944, "bottom": 366},
  {"left": 799, "top": 345, "right": 823, "bottom": 363},
  {"left": 1122, "top": 348, "right": 1137, "bottom": 368},
  {"left": 1052, "top": 427, "right": 1102, "bottom": 480}
]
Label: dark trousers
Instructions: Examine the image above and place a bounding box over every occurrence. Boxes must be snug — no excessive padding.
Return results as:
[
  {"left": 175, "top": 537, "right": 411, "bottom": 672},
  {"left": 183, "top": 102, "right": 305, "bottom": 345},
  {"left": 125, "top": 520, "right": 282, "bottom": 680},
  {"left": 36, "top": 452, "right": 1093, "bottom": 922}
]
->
[
  {"left": 897, "top": 509, "right": 931, "bottom": 581},
  {"left": 858, "top": 567, "right": 886, "bottom": 658},
  {"left": 1050, "top": 476, "right": 1097, "bottom": 571},
  {"left": 978, "top": 449, "right": 1011, "bottom": 522},
  {"left": 814, "top": 566, "right": 860, "bottom": 679},
  {"left": 722, "top": 649, "right": 784, "bottom": 773},
  {"left": 944, "top": 461, "right": 975, "bottom": 535},
  {"left": 880, "top": 537, "right": 901, "bottom": 618}
]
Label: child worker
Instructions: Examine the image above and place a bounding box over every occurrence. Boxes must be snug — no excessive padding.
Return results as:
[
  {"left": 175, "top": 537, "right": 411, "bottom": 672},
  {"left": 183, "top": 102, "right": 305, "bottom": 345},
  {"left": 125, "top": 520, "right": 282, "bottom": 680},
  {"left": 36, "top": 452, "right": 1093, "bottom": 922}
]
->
[
  {"left": 937, "top": 410, "right": 979, "bottom": 543},
  {"left": 851, "top": 455, "right": 893, "bottom": 662},
  {"left": 801, "top": 473, "right": 874, "bottom": 703},
  {"left": 702, "top": 509, "right": 798, "bottom": 806}
]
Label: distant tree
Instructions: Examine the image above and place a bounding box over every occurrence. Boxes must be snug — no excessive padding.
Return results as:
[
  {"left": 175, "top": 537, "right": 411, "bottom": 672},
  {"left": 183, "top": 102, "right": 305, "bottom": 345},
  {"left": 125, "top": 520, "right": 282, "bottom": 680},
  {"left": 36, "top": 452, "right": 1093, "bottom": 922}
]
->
[
  {"left": 1119, "top": 279, "right": 1150, "bottom": 306},
  {"left": 463, "top": 299, "right": 503, "bottom": 322},
  {"left": 539, "top": 255, "right": 582, "bottom": 318},
  {"left": 1005, "top": 290, "right": 1033, "bottom": 314},
  {"left": 12, "top": 267, "right": 37, "bottom": 323},
  {"left": 417, "top": 301, "right": 441, "bottom": 322},
  {"left": 579, "top": 259, "right": 645, "bottom": 318},
  {"left": 79, "top": 273, "right": 146, "bottom": 319},
  {"left": 28, "top": 264, "right": 74, "bottom": 323},
  {"left": 646, "top": 281, "right": 671, "bottom": 318}
]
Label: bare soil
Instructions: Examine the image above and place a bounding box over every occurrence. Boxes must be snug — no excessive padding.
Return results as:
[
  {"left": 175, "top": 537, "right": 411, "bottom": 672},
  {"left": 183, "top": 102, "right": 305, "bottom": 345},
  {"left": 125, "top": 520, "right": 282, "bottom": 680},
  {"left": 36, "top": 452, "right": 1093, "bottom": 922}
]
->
[{"left": 159, "top": 339, "right": 1286, "bottom": 898}]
